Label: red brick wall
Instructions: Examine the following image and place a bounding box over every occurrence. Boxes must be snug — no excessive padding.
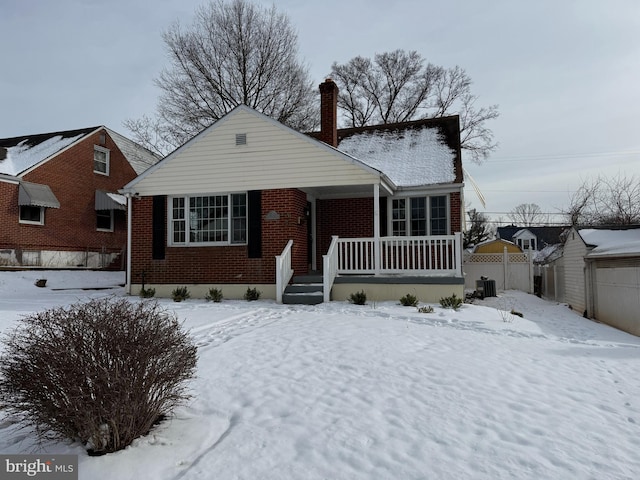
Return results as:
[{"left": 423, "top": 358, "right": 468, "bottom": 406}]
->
[
  {"left": 450, "top": 191, "right": 462, "bottom": 233},
  {"left": 0, "top": 129, "right": 136, "bottom": 257},
  {"left": 131, "top": 188, "right": 309, "bottom": 285}
]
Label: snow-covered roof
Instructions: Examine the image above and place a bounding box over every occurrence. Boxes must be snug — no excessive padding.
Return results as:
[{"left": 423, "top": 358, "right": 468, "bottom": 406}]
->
[
  {"left": 337, "top": 126, "right": 456, "bottom": 187},
  {"left": 534, "top": 244, "right": 563, "bottom": 264},
  {"left": 0, "top": 127, "right": 159, "bottom": 177},
  {"left": 0, "top": 128, "right": 95, "bottom": 175},
  {"left": 580, "top": 228, "right": 640, "bottom": 257}
]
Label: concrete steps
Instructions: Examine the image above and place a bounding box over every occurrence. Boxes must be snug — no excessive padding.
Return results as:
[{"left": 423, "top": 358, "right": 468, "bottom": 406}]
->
[{"left": 282, "top": 275, "right": 324, "bottom": 305}]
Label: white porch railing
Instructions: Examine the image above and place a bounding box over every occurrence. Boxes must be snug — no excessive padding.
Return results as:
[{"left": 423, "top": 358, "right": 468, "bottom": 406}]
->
[
  {"left": 336, "top": 233, "right": 463, "bottom": 276},
  {"left": 322, "top": 235, "right": 339, "bottom": 302},
  {"left": 275, "top": 240, "right": 294, "bottom": 303}
]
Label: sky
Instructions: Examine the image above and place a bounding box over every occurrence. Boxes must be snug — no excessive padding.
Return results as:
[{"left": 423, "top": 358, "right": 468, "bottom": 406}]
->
[{"left": 1, "top": 0, "right": 639, "bottom": 224}]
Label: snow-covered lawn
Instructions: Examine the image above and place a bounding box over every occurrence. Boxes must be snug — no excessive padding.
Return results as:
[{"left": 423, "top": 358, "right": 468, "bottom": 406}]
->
[{"left": 1, "top": 270, "right": 640, "bottom": 479}]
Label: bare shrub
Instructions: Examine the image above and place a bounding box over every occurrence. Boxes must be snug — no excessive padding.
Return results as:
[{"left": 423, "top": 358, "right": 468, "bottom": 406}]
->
[{"left": 0, "top": 297, "right": 197, "bottom": 455}]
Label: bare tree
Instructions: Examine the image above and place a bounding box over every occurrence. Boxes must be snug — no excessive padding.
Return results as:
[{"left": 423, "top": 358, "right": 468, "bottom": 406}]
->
[
  {"left": 566, "top": 174, "right": 640, "bottom": 226},
  {"left": 508, "top": 203, "right": 548, "bottom": 227},
  {"left": 125, "top": 0, "right": 318, "bottom": 156},
  {"left": 330, "top": 51, "right": 499, "bottom": 162},
  {"left": 464, "top": 208, "right": 492, "bottom": 248}
]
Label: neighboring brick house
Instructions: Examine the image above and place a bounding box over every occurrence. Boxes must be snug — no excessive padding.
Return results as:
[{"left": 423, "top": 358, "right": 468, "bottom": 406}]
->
[
  {"left": 122, "top": 79, "right": 465, "bottom": 303},
  {"left": 0, "top": 127, "right": 158, "bottom": 268}
]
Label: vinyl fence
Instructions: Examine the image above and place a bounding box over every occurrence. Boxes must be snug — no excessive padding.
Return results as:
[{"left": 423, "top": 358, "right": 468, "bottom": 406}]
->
[{"left": 463, "top": 249, "right": 534, "bottom": 294}]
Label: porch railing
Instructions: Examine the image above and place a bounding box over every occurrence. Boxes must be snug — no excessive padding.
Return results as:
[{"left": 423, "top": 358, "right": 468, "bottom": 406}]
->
[
  {"left": 275, "top": 239, "right": 294, "bottom": 303},
  {"left": 322, "top": 235, "right": 339, "bottom": 302},
  {"left": 336, "top": 233, "right": 463, "bottom": 276}
]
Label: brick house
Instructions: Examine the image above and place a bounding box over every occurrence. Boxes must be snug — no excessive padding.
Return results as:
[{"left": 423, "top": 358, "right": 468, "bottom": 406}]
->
[
  {"left": 122, "top": 79, "right": 465, "bottom": 303},
  {"left": 0, "top": 127, "right": 158, "bottom": 268}
]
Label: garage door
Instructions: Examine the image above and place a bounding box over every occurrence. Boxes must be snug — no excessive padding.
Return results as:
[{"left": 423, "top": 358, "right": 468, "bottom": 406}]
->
[{"left": 593, "top": 258, "right": 640, "bottom": 336}]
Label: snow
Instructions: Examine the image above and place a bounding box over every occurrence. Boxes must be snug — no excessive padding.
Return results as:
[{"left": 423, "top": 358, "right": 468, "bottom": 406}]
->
[
  {"left": 2, "top": 270, "right": 640, "bottom": 479},
  {"left": 580, "top": 228, "right": 640, "bottom": 257},
  {"left": 0, "top": 134, "right": 84, "bottom": 175},
  {"left": 338, "top": 127, "right": 456, "bottom": 187}
]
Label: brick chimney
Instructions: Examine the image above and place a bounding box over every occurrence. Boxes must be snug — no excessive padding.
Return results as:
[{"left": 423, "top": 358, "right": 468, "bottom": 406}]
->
[{"left": 319, "top": 78, "right": 338, "bottom": 147}]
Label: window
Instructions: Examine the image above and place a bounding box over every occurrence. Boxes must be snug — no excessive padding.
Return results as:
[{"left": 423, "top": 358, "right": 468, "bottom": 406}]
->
[
  {"left": 94, "top": 146, "right": 110, "bottom": 175},
  {"left": 390, "top": 195, "right": 448, "bottom": 235},
  {"left": 170, "top": 193, "right": 247, "bottom": 245},
  {"left": 96, "top": 210, "right": 113, "bottom": 231},
  {"left": 19, "top": 205, "right": 44, "bottom": 225}
]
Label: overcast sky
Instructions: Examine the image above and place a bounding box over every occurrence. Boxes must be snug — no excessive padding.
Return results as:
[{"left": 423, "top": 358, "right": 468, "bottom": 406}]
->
[{"left": 1, "top": 0, "right": 639, "bottom": 224}]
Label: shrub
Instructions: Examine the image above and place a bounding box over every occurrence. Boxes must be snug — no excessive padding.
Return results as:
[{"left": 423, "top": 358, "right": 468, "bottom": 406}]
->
[
  {"left": 205, "top": 287, "right": 223, "bottom": 302},
  {"left": 511, "top": 309, "right": 524, "bottom": 318},
  {"left": 244, "top": 287, "right": 261, "bottom": 301},
  {"left": 172, "top": 286, "right": 191, "bottom": 302},
  {"left": 348, "top": 290, "right": 367, "bottom": 305},
  {"left": 139, "top": 286, "right": 156, "bottom": 298},
  {"left": 417, "top": 305, "right": 434, "bottom": 314},
  {"left": 0, "top": 297, "right": 197, "bottom": 455},
  {"left": 399, "top": 293, "right": 419, "bottom": 307},
  {"left": 439, "top": 293, "right": 463, "bottom": 311}
]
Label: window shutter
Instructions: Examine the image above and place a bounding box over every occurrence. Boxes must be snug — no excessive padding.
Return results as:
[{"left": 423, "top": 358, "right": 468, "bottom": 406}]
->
[
  {"left": 247, "top": 190, "right": 262, "bottom": 258},
  {"left": 379, "top": 197, "right": 387, "bottom": 237},
  {"left": 152, "top": 195, "right": 166, "bottom": 260}
]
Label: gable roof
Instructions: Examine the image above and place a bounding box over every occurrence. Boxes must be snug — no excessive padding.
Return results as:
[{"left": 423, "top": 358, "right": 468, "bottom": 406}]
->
[
  {"left": 0, "top": 127, "right": 98, "bottom": 176},
  {"left": 0, "top": 126, "right": 159, "bottom": 177},
  {"left": 123, "top": 105, "right": 393, "bottom": 196},
  {"left": 497, "top": 226, "right": 568, "bottom": 247}
]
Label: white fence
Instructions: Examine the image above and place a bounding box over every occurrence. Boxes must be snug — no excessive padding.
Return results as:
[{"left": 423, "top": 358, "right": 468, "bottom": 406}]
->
[
  {"left": 536, "top": 258, "right": 566, "bottom": 302},
  {"left": 463, "top": 249, "right": 534, "bottom": 293}
]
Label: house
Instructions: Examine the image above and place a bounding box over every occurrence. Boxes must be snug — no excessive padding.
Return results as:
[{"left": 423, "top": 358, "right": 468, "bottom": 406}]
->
[
  {"left": 497, "top": 226, "right": 566, "bottom": 252},
  {"left": 560, "top": 226, "right": 640, "bottom": 334},
  {"left": 121, "top": 79, "right": 465, "bottom": 303},
  {"left": 0, "top": 127, "right": 158, "bottom": 268}
]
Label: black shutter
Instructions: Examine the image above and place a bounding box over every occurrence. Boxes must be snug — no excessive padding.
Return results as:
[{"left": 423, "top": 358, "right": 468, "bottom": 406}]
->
[
  {"left": 379, "top": 196, "right": 387, "bottom": 237},
  {"left": 152, "top": 195, "right": 166, "bottom": 260},
  {"left": 247, "top": 190, "right": 262, "bottom": 258}
]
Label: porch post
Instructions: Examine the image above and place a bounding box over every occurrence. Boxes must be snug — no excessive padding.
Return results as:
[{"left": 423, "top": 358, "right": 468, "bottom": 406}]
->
[{"left": 373, "top": 183, "right": 380, "bottom": 274}]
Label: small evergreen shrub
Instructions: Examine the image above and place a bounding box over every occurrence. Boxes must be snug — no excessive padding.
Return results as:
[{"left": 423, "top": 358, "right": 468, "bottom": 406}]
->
[
  {"left": 399, "top": 293, "right": 419, "bottom": 307},
  {"left": 0, "top": 297, "right": 197, "bottom": 455},
  {"left": 418, "top": 305, "right": 434, "bottom": 314},
  {"left": 139, "top": 287, "right": 156, "bottom": 298},
  {"left": 205, "top": 287, "right": 223, "bottom": 302},
  {"left": 511, "top": 309, "right": 524, "bottom": 318},
  {"left": 348, "top": 290, "right": 367, "bottom": 305},
  {"left": 171, "top": 286, "right": 191, "bottom": 302},
  {"left": 244, "top": 287, "right": 261, "bottom": 301},
  {"left": 439, "top": 293, "right": 463, "bottom": 311}
]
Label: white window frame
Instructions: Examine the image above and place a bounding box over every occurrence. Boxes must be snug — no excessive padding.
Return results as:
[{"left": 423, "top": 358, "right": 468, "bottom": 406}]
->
[
  {"left": 19, "top": 205, "right": 45, "bottom": 225},
  {"left": 94, "top": 146, "right": 110, "bottom": 176},
  {"left": 96, "top": 209, "right": 114, "bottom": 232},
  {"left": 389, "top": 194, "right": 450, "bottom": 236},
  {"left": 168, "top": 193, "right": 248, "bottom": 246}
]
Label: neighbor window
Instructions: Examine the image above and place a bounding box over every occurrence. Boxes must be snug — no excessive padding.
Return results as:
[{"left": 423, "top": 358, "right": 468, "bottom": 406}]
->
[
  {"left": 19, "top": 205, "right": 44, "bottom": 225},
  {"left": 170, "top": 193, "right": 247, "bottom": 245},
  {"left": 94, "top": 146, "right": 110, "bottom": 175},
  {"left": 390, "top": 195, "right": 449, "bottom": 235},
  {"left": 96, "top": 210, "right": 113, "bottom": 231}
]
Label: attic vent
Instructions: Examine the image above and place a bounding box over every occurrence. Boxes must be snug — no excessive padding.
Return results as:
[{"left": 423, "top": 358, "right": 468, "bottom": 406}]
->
[{"left": 235, "top": 133, "right": 247, "bottom": 146}]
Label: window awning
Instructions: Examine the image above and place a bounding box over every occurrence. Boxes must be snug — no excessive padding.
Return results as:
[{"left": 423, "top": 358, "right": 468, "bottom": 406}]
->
[
  {"left": 95, "top": 190, "right": 126, "bottom": 211},
  {"left": 18, "top": 182, "right": 60, "bottom": 208}
]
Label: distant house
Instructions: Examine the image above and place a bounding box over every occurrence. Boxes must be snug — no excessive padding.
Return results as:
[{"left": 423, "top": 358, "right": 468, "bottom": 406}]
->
[
  {"left": 497, "top": 226, "right": 567, "bottom": 252},
  {"left": 121, "top": 79, "right": 465, "bottom": 303},
  {"left": 0, "top": 127, "right": 158, "bottom": 268},
  {"left": 560, "top": 227, "right": 640, "bottom": 334}
]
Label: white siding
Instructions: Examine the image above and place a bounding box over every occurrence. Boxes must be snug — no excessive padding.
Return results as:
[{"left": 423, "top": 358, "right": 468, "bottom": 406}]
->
[
  {"left": 563, "top": 228, "right": 589, "bottom": 315},
  {"left": 132, "top": 107, "right": 380, "bottom": 196}
]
